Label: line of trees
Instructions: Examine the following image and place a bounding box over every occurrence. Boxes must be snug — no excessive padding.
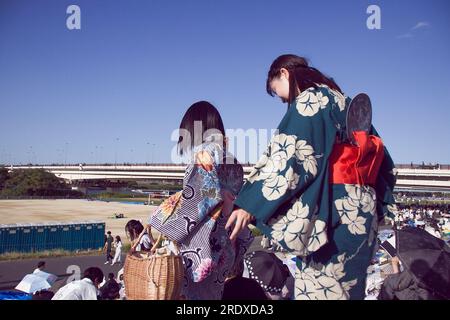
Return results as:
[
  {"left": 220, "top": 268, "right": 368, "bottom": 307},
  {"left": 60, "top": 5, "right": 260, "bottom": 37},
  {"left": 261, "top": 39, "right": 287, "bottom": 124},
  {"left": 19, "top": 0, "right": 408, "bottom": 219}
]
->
[{"left": 0, "top": 167, "right": 83, "bottom": 197}]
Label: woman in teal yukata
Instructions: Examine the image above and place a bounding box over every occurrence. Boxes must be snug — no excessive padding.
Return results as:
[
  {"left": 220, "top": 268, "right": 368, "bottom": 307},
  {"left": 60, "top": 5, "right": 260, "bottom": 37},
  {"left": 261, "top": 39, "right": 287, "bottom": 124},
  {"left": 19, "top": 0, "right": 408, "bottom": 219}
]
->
[{"left": 226, "top": 54, "right": 397, "bottom": 300}]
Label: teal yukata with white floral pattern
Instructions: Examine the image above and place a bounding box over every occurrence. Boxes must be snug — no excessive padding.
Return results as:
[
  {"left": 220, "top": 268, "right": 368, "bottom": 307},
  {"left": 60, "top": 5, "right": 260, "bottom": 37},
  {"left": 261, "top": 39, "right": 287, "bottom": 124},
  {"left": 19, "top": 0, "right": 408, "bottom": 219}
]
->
[{"left": 234, "top": 85, "right": 397, "bottom": 300}]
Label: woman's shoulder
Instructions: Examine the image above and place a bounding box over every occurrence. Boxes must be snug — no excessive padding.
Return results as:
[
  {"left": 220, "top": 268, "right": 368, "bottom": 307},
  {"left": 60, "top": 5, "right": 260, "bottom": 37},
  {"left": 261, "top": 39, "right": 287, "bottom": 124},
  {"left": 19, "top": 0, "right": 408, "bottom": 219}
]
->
[
  {"left": 192, "top": 140, "right": 225, "bottom": 170},
  {"left": 286, "top": 84, "right": 348, "bottom": 120},
  {"left": 316, "top": 84, "right": 349, "bottom": 112}
]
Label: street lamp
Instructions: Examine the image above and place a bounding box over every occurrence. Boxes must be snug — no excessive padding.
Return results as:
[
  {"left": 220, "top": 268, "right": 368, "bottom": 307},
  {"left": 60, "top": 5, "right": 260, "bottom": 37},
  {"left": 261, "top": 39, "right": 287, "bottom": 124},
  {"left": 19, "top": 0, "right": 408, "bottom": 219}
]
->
[
  {"left": 152, "top": 143, "right": 156, "bottom": 164},
  {"left": 114, "top": 138, "right": 120, "bottom": 168},
  {"left": 29, "top": 146, "right": 33, "bottom": 165},
  {"left": 64, "top": 142, "right": 69, "bottom": 167}
]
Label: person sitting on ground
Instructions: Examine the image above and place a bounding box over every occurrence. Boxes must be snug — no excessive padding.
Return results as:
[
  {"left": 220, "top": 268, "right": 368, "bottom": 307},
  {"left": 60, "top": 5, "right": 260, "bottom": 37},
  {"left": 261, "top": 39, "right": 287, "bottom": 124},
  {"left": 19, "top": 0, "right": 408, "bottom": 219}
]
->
[
  {"left": 32, "top": 289, "right": 54, "bottom": 300},
  {"left": 125, "top": 219, "right": 155, "bottom": 252},
  {"left": 52, "top": 267, "right": 104, "bottom": 300},
  {"left": 33, "top": 261, "right": 46, "bottom": 274},
  {"left": 99, "top": 273, "right": 120, "bottom": 300},
  {"left": 378, "top": 256, "right": 439, "bottom": 300}
]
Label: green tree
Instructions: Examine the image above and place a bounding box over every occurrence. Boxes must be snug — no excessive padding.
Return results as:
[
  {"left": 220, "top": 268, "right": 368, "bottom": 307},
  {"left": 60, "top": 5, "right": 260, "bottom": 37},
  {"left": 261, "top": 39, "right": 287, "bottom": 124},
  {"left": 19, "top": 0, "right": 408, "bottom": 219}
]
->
[
  {"left": 1, "top": 169, "right": 69, "bottom": 196},
  {"left": 0, "top": 167, "right": 9, "bottom": 190}
]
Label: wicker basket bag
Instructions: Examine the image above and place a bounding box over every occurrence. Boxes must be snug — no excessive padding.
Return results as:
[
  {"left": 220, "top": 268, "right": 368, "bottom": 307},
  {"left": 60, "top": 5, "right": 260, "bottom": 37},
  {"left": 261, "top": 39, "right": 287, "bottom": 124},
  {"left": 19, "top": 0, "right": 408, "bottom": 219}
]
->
[
  {"left": 123, "top": 233, "right": 184, "bottom": 300},
  {"left": 124, "top": 192, "right": 185, "bottom": 300}
]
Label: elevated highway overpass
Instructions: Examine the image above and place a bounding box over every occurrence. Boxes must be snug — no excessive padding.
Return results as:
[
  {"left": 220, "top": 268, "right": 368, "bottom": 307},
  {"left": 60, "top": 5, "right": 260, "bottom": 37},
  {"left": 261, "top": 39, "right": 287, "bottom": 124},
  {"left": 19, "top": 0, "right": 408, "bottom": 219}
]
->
[{"left": 8, "top": 164, "right": 450, "bottom": 193}]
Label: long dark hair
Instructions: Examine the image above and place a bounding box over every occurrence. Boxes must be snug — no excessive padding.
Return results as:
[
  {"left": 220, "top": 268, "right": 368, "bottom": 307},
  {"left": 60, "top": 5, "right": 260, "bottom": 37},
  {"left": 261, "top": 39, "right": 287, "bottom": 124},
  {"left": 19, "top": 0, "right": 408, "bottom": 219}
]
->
[
  {"left": 115, "top": 235, "right": 121, "bottom": 242},
  {"left": 266, "top": 54, "right": 343, "bottom": 104},
  {"left": 177, "top": 101, "right": 225, "bottom": 156},
  {"left": 125, "top": 220, "right": 144, "bottom": 241}
]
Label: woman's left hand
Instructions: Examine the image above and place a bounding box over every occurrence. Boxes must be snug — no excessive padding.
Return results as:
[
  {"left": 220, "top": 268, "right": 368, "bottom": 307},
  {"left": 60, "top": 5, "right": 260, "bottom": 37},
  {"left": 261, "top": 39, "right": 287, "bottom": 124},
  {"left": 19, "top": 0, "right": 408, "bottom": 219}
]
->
[{"left": 225, "top": 208, "right": 254, "bottom": 241}]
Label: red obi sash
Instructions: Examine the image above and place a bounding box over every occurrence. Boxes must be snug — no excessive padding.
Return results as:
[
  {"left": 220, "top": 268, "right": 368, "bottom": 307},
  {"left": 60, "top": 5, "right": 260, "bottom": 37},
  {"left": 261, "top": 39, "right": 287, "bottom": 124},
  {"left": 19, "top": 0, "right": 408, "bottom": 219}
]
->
[{"left": 329, "top": 131, "right": 385, "bottom": 186}]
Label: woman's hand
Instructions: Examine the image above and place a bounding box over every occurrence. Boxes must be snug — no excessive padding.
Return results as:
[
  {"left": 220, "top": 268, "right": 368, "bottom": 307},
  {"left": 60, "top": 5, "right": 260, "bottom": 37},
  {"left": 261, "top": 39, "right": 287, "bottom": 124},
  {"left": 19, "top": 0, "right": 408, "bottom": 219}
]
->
[
  {"left": 391, "top": 256, "right": 400, "bottom": 274},
  {"left": 225, "top": 208, "right": 254, "bottom": 241}
]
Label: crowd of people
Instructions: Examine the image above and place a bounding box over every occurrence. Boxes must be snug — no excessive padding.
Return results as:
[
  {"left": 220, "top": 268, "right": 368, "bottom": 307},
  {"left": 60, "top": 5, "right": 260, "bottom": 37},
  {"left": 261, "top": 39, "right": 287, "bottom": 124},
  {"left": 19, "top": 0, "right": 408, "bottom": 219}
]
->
[
  {"left": 25, "top": 261, "right": 125, "bottom": 300},
  {"left": 392, "top": 204, "right": 450, "bottom": 241},
  {"left": 364, "top": 204, "right": 450, "bottom": 300}
]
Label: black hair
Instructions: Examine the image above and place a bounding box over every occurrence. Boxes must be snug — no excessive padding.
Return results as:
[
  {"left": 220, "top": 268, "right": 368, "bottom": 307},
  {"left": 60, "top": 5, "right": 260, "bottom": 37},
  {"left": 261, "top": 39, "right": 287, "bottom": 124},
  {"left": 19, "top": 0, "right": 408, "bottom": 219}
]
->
[
  {"left": 32, "top": 290, "right": 54, "bottom": 300},
  {"left": 125, "top": 219, "right": 144, "bottom": 241},
  {"left": 177, "top": 101, "right": 225, "bottom": 156},
  {"left": 115, "top": 235, "right": 121, "bottom": 242},
  {"left": 83, "top": 267, "right": 104, "bottom": 284},
  {"left": 107, "top": 231, "right": 111, "bottom": 235},
  {"left": 266, "top": 54, "right": 343, "bottom": 104},
  {"left": 37, "top": 261, "right": 46, "bottom": 268}
]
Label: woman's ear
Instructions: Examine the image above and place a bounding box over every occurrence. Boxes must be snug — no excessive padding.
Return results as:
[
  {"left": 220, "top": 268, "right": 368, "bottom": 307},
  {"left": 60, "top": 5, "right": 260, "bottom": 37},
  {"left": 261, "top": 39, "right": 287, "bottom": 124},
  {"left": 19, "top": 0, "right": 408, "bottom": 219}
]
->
[{"left": 280, "top": 68, "right": 289, "bottom": 80}]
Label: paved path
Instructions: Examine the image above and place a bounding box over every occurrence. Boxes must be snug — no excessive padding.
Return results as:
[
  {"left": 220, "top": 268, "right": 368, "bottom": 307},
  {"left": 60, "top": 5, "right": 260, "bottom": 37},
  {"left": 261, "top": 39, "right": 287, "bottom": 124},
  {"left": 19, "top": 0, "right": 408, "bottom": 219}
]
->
[{"left": 0, "top": 236, "right": 267, "bottom": 292}]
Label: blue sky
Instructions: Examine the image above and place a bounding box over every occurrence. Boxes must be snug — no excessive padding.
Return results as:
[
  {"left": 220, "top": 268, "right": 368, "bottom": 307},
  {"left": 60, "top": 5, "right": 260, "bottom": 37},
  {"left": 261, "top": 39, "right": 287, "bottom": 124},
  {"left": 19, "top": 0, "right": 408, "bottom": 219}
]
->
[{"left": 0, "top": 0, "right": 449, "bottom": 165}]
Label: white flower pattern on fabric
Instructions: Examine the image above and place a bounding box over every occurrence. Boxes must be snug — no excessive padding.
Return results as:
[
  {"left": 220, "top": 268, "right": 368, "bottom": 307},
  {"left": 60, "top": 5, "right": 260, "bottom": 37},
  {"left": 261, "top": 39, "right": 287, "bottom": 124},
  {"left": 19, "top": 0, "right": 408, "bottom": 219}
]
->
[
  {"left": 247, "top": 153, "right": 277, "bottom": 183},
  {"left": 316, "top": 91, "right": 330, "bottom": 108},
  {"left": 261, "top": 175, "right": 288, "bottom": 201},
  {"left": 285, "top": 167, "right": 300, "bottom": 190},
  {"left": 269, "top": 199, "right": 327, "bottom": 256},
  {"left": 334, "top": 185, "right": 376, "bottom": 235},
  {"left": 295, "top": 140, "right": 314, "bottom": 160},
  {"left": 295, "top": 140, "right": 319, "bottom": 177},
  {"left": 270, "top": 133, "right": 296, "bottom": 172},
  {"left": 307, "top": 220, "right": 327, "bottom": 252},
  {"left": 346, "top": 215, "right": 367, "bottom": 235},
  {"left": 295, "top": 88, "right": 329, "bottom": 117},
  {"left": 329, "top": 89, "right": 346, "bottom": 112},
  {"left": 318, "top": 84, "right": 347, "bottom": 112},
  {"left": 303, "top": 155, "right": 319, "bottom": 177},
  {"left": 295, "top": 253, "right": 358, "bottom": 300},
  {"left": 270, "top": 200, "right": 310, "bottom": 254},
  {"left": 247, "top": 133, "right": 321, "bottom": 201}
]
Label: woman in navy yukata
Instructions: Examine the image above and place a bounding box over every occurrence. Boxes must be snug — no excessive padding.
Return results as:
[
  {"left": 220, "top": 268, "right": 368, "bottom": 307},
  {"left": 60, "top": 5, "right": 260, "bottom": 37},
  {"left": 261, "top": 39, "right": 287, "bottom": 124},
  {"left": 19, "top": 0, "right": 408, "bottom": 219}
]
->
[
  {"left": 150, "top": 101, "right": 253, "bottom": 300},
  {"left": 226, "top": 54, "right": 397, "bottom": 300}
]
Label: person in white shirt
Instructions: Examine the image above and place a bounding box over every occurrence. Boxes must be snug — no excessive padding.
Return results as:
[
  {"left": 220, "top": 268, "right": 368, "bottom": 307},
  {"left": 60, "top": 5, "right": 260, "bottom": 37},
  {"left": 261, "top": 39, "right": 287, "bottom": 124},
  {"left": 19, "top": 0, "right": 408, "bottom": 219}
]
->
[
  {"left": 33, "top": 261, "right": 46, "bottom": 274},
  {"left": 111, "top": 236, "right": 123, "bottom": 266},
  {"left": 52, "top": 267, "right": 104, "bottom": 300}
]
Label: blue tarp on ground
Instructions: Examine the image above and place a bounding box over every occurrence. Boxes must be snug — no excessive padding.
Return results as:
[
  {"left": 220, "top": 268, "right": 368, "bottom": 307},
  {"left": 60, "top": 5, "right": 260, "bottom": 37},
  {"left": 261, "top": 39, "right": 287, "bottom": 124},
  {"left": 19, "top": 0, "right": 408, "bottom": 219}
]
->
[{"left": 0, "top": 291, "right": 32, "bottom": 300}]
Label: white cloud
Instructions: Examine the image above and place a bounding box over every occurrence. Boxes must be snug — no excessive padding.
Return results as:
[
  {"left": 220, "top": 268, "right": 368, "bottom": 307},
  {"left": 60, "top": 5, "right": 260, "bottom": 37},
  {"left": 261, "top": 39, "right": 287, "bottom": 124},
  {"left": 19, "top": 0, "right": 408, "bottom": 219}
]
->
[
  {"left": 412, "top": 22, "right": 430, "bottom": 30},
  {"left": 397, "top": 21, "right": 430, "bottom": 39}
]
